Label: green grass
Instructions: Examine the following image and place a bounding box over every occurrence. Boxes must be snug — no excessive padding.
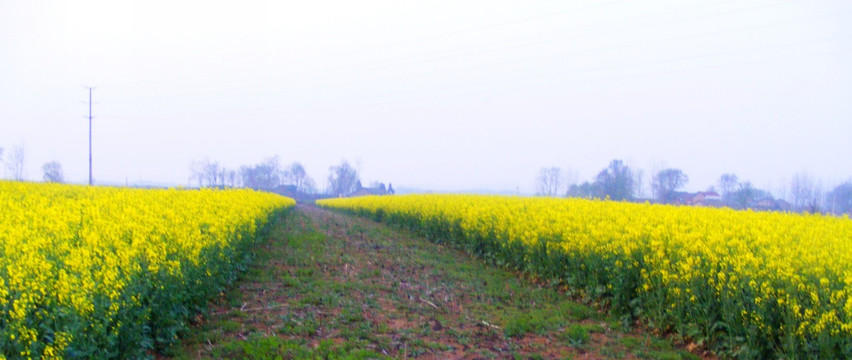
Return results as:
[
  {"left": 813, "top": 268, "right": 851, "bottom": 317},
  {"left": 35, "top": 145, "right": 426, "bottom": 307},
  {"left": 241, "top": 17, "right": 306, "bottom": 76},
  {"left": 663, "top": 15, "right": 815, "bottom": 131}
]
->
[{"left": 211, "top": 335, "right": 382, "bottom": 359}]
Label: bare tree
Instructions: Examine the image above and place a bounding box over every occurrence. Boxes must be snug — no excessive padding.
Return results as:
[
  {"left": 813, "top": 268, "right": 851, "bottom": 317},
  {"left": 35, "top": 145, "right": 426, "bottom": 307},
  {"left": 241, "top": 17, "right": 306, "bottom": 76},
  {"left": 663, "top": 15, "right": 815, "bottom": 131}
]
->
[
  {"left": 204, "top": 161, "right": 223, "bottom": 187},
  {"left": 535, "top": 167, "right": 561, "bottom": 196},
  {"left": 790, "top": 172, "right": 823, "bottom": 213},
  {"left": 732, "top": 181, "right": 757, "bottom": 209},
  {"left": 652, "top": 168, "right": 689, "bottom": 203},
  {"left": 226, "top": 169, "right": 239, "bottom": 187},
  {"left": 266, "top": 156, "right": 283, "bottom": 185},
  {"left": 42, "top": 161, "right": 64, "bottom": 183},
  {"left": 301, "top": 177, "right": 317, "bottom": 194},
  {"left": 191, "top": 159, "right": 226, "bottom": 187},
  {"left": 6, "top": 144, "right": 25, "bottom": 181},
  {"left": 808, "top": 184, "right": 824, "bottom": 214},
  {"left": 563, "top": 168, "right": 579, "bottom": 195},
  {"left": 328, "top": 160, "right": 359, "bottom": 196},
  {"left": 240, "top": 157, "right": 281, "bottom": 190},
  {"left": 283, "top": 162, "right": 315, "bottom": 194},
  {"left": 718, "top": 173, "right": 738, "bottom": 206},
  {"left": 826, "top": 181, "right": 852, "bottom": 215},
  {"left": 633, "top": 168, "right": 646, "bottom": 199},
  {"left": 190, "top": 160, "right": 204, "bottom": 187},
  {"left": 789, "top": 172, "right": 810, "bottom": 209}
]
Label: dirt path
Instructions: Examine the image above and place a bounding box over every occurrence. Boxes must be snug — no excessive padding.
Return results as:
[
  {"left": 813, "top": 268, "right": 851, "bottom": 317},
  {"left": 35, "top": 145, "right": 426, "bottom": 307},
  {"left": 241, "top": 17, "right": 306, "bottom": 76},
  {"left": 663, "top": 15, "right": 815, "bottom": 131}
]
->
[{"left": 173, "top": 204, "right": 706, "bottom": 359}]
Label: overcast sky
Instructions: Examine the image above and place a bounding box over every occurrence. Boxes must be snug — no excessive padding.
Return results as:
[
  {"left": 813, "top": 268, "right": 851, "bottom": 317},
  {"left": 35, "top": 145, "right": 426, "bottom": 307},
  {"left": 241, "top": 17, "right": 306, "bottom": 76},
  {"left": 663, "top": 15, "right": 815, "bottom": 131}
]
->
[{"left": 2, "top": 0, "right": 850, "bottom": 194}]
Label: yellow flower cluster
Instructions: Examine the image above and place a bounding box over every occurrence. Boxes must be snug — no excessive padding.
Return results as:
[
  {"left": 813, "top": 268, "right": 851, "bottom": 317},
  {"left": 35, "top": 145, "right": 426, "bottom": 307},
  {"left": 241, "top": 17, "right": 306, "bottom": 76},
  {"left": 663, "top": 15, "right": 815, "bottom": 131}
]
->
[
  {"left": 318, "top": 194, "right": 852, "bottom": 358},
  {"left": 0, "top": 181, "right": 293, "bottom": 359}
]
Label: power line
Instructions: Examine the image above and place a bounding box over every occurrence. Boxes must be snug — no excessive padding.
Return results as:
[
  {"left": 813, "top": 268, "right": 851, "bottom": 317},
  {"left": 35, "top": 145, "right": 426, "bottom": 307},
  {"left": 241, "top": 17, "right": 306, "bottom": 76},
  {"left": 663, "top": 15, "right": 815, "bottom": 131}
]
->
[{"left": 85, "top": 86, "right": 94, "bottom": 186}]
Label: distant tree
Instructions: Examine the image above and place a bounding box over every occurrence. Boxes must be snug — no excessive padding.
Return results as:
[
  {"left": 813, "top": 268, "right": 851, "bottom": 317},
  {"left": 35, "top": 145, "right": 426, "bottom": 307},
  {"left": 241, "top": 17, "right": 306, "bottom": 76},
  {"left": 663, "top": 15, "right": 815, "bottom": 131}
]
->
[
  {"left": 535, "top": 167, "right": 562, "bottom": 197},
  {"left": 387, "top": 183, "right": 395, "bottom": 195},
  {"left": 240, "top": 157, "right": 281, "bottom": 190},
  {"left": 302, "top": 177, "right": 317, "bottom": 194},
  {"left": 593, "top": 159, "right": 634, "bottom": 201},
  {"left": 191, "top": 158, "right": 226, "bottom": 187},
  {"left": 753, "top": 188, "right": 775, "bottom": 202},
  {"left": 633, "top": 168, "right": 646, "bottom": 199},
  {"left": 731, "top": 181, "right": 757, "bottom": 209},
  {"left": 826, "top": 181, "right": 852, "bottom": 215},
  {"left": 328, "top": 160, "right": 359, "bottom": 196},
  {"left": 370, "top": 181, "right": 388, "bottom": 194},
  {"left": 239, "top": 165, "right": 258, "bottom": 189},
  {"left": 5, "top": 144, "right": 25, "bottom": 181},
  {"left": 718, "top": 173, "right": 739, "bottom": 206},
  {"left": 562, "top": 168, "right": 579, "bottom": 197},
  {"left": 205, "top": 161, "right": 224, "bottom": 187},
  {"left": 226, "top": 169, "right": 239, "bottom": 187},
  {"left": 789, "top": 172, "right": 823, "bottom": 213},
  {"left": 283, "top": 162, "right": 314, "bottom": 194},
  {"left": 42, "top": 161, "right": 64, "bottom": 183},
  {"left": 652, "top": 168, "right": 689, "bottom": 203},
  {"left": 567, "top": 181, "right": 599, "bottom": 199}
]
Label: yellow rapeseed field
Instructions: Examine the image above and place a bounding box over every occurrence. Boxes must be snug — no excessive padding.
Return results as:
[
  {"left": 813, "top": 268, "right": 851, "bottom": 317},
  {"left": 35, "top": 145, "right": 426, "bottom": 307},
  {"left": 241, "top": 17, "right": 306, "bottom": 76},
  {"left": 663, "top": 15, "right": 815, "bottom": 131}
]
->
[
  {"left": 318, "top": 194, "right": 852, "bottom": 359},
  {"left": 0, "top": 181, "right": 293, "bottom": 359}
]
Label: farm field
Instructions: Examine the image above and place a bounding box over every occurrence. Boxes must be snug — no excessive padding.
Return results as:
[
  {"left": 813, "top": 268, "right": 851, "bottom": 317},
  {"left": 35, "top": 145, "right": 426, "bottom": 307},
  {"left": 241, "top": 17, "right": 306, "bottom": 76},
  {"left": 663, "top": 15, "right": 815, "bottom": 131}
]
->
[
  {"left": 5, "top": 183, "right": 849, "bottom": 359},
  {"left": 0, "top": 181, "right": 294, "bottom": 359},
  {"left": 318, "top": 195, "right": 852, "bottom": 359},
  {"left": 174, "top": 204, "right": 705, "bottom": 359}
]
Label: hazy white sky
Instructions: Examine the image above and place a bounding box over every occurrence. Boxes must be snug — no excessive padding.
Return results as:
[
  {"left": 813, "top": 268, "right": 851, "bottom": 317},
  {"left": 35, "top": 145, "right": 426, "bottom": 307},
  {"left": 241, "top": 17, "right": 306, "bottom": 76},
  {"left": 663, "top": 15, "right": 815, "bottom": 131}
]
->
[{"left": 2, "top": 0, "right": 850, "bottom": 194}]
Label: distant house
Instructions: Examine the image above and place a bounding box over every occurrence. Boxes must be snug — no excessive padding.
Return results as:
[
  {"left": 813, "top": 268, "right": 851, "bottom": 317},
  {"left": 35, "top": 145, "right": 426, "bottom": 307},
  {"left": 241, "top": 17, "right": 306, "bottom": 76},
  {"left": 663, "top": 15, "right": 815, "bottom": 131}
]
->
[
  {"left": 670, "top": 191, "right": 722, "bottom": 207},
  {"left": 347, "top": 182, "right": 390, "bottom": 197},
  {"left": 672, "top": 192, "right": 693, "bottom": 205},
  {"left": 751, "top": 198, "right": 792, "bottom": 212},
  {"left": 691, "top": 191, "right": 722, "bottom": 207}
]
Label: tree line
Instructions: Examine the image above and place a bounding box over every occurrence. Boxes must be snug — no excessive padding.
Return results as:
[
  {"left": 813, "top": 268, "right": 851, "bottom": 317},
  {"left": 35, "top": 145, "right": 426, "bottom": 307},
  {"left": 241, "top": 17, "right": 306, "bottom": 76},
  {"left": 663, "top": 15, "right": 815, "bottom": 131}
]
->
[
  {"left": 536, "top": 159, "right": 852, "bottom": 216},
  {"left": 1, "top": 141, "right": 846, "bottom": 214},
  {"left": 189, "top": 157, "right": 393, "bottom": 199},
  {"left": 0, "top": 143, "right": 392, "bottom": 199}
]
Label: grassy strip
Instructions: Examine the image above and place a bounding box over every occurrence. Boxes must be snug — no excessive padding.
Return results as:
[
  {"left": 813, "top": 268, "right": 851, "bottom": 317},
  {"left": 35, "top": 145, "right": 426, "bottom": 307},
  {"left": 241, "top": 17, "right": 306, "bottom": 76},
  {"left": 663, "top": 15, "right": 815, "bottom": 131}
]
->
[{"left": 173, "top": 205, "right": 705, "bottom": 359}]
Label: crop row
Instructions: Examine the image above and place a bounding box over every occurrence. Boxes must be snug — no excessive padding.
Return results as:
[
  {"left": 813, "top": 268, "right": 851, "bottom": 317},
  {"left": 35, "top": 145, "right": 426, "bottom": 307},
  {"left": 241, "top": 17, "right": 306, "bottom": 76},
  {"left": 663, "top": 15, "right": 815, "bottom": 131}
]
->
[
  {"left": 318, "top": 194, "right": 852, "bottom": 359},
  {"left": 0, "top": 181, "right": 294, "bottom": 359}
]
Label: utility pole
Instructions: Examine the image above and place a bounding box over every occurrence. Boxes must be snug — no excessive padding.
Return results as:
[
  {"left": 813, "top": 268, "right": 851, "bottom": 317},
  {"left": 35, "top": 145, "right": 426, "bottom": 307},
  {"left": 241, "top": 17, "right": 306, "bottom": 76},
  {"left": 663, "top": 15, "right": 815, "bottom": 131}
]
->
[{"left": 86, "top": 87, "right": 94, "bottom": 185}]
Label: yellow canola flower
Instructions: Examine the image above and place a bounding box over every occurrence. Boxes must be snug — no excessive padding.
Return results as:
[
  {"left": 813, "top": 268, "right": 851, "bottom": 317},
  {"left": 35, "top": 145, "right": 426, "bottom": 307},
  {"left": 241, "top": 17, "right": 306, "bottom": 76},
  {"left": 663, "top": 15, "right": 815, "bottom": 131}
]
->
[
  {"left": 0, "top": 181, "right": 293, "bottom": 359},
  {"left": 319, "top": 194, "right": 852, "bottom": 356}
]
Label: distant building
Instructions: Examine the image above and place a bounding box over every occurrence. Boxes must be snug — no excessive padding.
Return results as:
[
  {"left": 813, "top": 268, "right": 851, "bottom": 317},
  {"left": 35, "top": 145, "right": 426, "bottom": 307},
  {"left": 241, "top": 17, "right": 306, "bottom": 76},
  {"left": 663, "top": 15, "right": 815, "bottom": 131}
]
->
[
  {"left": 751, "top": 198, "right": 792, "bottom": 212},
  {"left": 691, "top": 191, "right": 722, "bottom": 207},
  {"left": 347, "top": 182, "right": 391, "bottom": 197},
  {"left": 670, "top": 191, "right": 722, "bottom": 207}
]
